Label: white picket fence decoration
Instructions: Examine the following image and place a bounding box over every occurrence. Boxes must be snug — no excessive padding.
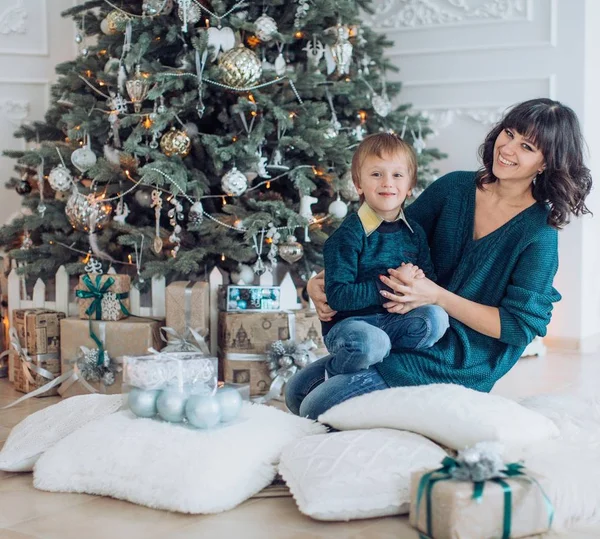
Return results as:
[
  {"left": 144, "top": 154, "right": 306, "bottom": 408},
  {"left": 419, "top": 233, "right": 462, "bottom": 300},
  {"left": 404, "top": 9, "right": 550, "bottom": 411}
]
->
[{"left": 7, "top": 264, "right": 303, "bottom": 357}]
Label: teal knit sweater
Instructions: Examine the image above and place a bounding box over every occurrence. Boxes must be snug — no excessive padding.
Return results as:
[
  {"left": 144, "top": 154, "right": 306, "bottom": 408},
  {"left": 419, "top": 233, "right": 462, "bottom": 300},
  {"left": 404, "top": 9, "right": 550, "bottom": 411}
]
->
[{"left": 375, "top": 171, "right": 561, "bottom": 392}]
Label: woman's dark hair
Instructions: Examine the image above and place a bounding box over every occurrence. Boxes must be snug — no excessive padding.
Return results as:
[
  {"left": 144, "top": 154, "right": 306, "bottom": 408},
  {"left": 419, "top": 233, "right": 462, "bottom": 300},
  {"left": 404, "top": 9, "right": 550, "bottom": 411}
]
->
[{"left": 476, "top": 98, "right": 592, "bottom": 228}]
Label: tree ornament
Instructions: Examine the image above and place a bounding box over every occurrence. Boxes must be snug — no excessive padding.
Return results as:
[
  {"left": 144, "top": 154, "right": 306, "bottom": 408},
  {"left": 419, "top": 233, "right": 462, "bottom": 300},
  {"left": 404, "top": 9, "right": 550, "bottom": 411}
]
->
[
  {"left": 185, "top": 395, "right": 221, "bottom": 429},
  {"left": 189, "top": 200, "right": 204, "bottom": 224},
  {"left": 339, "top": 170, "right": 360, "bottom": 201},
  {"left": 65, "top": 191, "right": 112, "bottom": 232},
  {"left": 71, "top": 137, "right": 97, "bottom": 173},
  {"left": 160, "top": 127, "right": 191, "bottom": 158},
  {"left": 412, "top": 122, "right": 426, "bottom": 155},
  {"left": 134, "top": 189, "right": 153, "bottom": 207},
  {"left": 216, "top": 386, "right": 242, "bottom": 422},
  {"left": 104, "top": 57, "right": 121, "bottom": 74},
  {"left": 372, "top": 93, "right": 392, "bottom": 118},
  {"left": 143, "top": 0, "right": 174, "bottom": 16},
  {"left": 126, "top": 66, "right": 150, "bottom": 113},
  {"left": 200, "top": 26, "right": 236, "bottom": 62},
  {"left": 294, "top": 0, "right": 310, "bottom": 28},
  {"left": 101, "top": 10, "right": 129, "bottom": 35},
  {"left": 48, "top": 165, "right": 73, "bottom": 192},
  {"left": 218, "top": 45, "right": 262, "bottom": 88},
  {"left": 325, "top": 25, "right": 353, "bottom": 75},
  {"left": 114, "top": 198, "right": 130, "bottom": 224},
  {"left": 278, "top": 235, "right": 303, "bottom": 264},
  {"left": 151, "top": 189, "right": 163, "bottom": 254},
  {"left": 303, "top": 37, "right": 325, "bottom": 70},
  {"left": 254, "top": 14, "right": 278, "bottom": 42},
  {"left": 20, "top": 230, "right": 33, "bottom": 250},
  {"left": 221, "top": 167, "right": 248, "bottom": 196},
  {"left": 328, "top": 195, "right": 348, "bottom": 219},
  {"left": 128, "top": 388, "right": 159, "bottom": 418},
  {"left": 157, "top": 389, "right": 187, "bottom": 423},
  {"left": 177, "top": 0, "right": 202, "bottom": 26},
  {"left": 85, "top": 255, "right": 103, "bottom": 274},
  {"left": 230, "top": 264, "right": 255, "bottom": 285},
  {"left": 16, "top": 179, "right": 32, "bottom": 195}
]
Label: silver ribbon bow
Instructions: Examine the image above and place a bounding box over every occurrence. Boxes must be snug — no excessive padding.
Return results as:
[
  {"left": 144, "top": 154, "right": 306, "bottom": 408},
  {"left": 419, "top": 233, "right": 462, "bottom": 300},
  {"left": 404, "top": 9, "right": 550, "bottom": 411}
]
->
[{"left": 154, "top": 326, "right": 211, "bottom": 355}]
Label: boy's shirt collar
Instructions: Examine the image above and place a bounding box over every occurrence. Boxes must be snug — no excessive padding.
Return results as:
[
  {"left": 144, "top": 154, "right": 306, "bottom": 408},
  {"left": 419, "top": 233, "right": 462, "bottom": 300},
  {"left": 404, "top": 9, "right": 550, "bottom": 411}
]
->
[{"left": 357, "top": 202, "right": 414, "bottom": 237}]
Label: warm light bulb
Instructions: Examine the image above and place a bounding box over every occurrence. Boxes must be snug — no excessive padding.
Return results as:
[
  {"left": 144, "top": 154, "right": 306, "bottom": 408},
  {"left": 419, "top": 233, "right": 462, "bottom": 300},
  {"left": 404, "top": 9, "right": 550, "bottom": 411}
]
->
[{"left": 221, "top": 254, "right": 225, "bottom": 261}]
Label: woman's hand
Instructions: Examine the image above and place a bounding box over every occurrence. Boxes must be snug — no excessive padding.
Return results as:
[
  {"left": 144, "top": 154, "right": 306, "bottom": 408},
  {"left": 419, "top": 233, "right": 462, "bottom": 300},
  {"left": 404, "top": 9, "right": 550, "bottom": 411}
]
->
[
  {"left": 307, "top": 270, "right": 337, "bottom": 322},
  {"left": 379, "top": 267, "right": 441, "bottom": 314}
]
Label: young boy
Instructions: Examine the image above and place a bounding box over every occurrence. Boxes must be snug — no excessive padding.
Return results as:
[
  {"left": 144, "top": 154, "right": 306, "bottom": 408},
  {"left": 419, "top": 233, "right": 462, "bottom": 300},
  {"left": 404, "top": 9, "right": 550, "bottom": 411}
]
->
[{"left": 322, "top": 133, "right": 449, "bottom": 377}]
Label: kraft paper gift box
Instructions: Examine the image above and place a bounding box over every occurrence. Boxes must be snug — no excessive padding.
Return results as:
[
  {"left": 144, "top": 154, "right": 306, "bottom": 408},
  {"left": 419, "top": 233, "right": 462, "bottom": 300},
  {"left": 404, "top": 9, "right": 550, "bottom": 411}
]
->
[
  {"left": 10, "top": 309, "right": 65, "bottom": 396},
  {"left": 409, "top": 468, "right": 553, "bottom": 539},
  {"left": 59, "top": 316, "right": 163, "bottom": 398},
  {"left": 218, "top": 311, "right": 292, "bottom": 396},
  {"left": 294, "top": 310, "right": 327, "bottom": 358},
  {"left": 165, "top": 281, "right": 210, "bottom": 341},
  {"left": 76, "top": 273, "right": 131, "bottom": 321}
]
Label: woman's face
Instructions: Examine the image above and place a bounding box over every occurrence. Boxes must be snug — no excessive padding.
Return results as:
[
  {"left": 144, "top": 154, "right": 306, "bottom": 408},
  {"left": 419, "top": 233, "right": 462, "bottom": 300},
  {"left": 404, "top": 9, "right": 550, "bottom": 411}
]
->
[{"left": 492, "top": 127, "right": 545, "bottom": 183}]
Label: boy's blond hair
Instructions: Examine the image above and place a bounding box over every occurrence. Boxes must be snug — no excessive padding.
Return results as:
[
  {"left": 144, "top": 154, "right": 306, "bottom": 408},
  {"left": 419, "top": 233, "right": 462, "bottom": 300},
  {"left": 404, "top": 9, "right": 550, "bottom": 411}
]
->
[{"left": 351, "top": 133, "right": 418, "bottom": 203}]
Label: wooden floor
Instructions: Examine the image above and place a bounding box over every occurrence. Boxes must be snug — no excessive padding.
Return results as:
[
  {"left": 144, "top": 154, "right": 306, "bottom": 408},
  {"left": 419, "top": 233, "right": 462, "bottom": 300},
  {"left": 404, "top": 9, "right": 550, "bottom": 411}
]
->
[{"left": 2, "top": 350, "right": 600, "bottom": 539}]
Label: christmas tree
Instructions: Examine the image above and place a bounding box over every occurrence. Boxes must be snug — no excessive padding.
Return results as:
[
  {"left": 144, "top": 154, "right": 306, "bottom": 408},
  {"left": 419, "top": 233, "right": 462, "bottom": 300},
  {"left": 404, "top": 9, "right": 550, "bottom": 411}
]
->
[{"left": 0, "top": 0, "right": 443, "bottom": 286}]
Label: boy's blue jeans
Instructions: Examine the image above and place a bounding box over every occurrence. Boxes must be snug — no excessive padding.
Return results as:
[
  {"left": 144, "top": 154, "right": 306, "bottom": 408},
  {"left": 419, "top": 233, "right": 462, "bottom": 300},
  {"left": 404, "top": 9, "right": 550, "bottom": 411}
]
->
[{"left": 285, "top": 305, "right": 449, "bottom": 420}]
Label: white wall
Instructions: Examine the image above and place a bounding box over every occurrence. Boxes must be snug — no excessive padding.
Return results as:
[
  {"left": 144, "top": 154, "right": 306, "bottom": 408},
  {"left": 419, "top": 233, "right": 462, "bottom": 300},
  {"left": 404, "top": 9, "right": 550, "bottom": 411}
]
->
[
  {"left": 369, "top": 0, "right": 600, "bottom": 350},
  {"left": 0, "top": 0, "right": 75, "bottom": 225}
]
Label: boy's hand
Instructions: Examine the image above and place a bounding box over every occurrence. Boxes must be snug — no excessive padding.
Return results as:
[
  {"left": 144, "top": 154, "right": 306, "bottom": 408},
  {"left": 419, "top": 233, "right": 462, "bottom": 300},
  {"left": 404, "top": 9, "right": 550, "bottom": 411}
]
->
[{"left": 396, "top": 262, "right": 424, "bottom": 282}]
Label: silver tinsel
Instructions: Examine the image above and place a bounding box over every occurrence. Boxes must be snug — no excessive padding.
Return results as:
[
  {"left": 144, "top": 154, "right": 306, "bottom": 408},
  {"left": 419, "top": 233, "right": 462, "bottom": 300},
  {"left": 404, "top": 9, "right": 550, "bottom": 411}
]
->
[{"left": 450, "top": 442, "right": 506, "bottom": 482}]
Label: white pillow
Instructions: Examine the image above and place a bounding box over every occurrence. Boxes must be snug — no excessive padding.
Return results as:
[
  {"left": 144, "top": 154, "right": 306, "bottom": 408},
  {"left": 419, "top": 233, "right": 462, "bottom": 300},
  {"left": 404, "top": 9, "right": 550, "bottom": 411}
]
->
[
  {"left": 0, "top": 394, "right": 123, "bottom": 472},
  {"left": 318, "top": 384, "right": 559, "bottom": 455},
  {"left": 279, "top": 428, "right": 447, "bottom": 521},
  {"left": 34, "top": 404, "right": 326, "bottom": 514}
]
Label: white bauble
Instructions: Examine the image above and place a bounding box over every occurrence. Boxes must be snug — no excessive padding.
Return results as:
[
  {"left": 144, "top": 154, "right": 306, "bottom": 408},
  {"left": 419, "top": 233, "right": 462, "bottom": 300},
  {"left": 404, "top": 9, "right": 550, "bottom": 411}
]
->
[
  {"left": 135, "top": 189, "right": 153, "bottom": 207},
  {"left": 48, "top": 165, "right": 73, "bottom": 192},
  {"left": 339, "top": 170, "right": 360, "bottom": 202},
  {"left": 231, "top": 264, "right": 255, "bottom": 285},
  {"left": 221, "top": 167, "right": 248, "bottom": 196},
  {"left": 328, "top": 197, "right": 348, "bottom": 219},
  {"left": 254, "top": 14, "right": 278, "bottom": 42}
]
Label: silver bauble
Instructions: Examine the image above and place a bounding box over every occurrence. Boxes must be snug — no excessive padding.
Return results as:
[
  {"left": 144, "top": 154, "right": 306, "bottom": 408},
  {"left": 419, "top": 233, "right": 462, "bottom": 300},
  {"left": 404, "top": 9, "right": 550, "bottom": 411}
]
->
[
  {"left": 71, "top": 146, "right": 97, "bottom": 173},
  {"left": 328, "top": 197, "right": 348, "bottom": 219},
  {"left": 218, "top": 45, "right": 262, "bottom": 88},
  {"left": 48, "top": 165, "right": 73, "bottom": 192},
  {"left": 221, "top": 167, "right": 248, "bottom": 196},
  {"left": 65, "top": 191, "right": 113, "bottom": 231},
  {"left": 185, "top": 395, "right": 221, "bottom": 429},
  {"left": 157, "top": 389, "right": 187, "bottom": 423},
  {"left": 143, "top": 0, "right": 174, "bottom": 16},
  {"left": 177, "top": 1, "right": 202, "bottom": 25},
  {"left": 372, "top": 94, "right": 392, "bottom": 117},
  {"left": 278, "top": 235, "right": 304, "bottom": 264},
  {"left": 128, "top": 388, "right": 160, "bottom": 418},
  {"left": 339, "top": 170, "right": 360, "bottom": 201},
  {"left": 216, "top": 386, "right": 242, "bottom": 422},
  {"left": 189, "top": 200, "right": 204, "bottom": 224},
  {"left": 254, "top": 14, "right": 278, "bottom": 41}
]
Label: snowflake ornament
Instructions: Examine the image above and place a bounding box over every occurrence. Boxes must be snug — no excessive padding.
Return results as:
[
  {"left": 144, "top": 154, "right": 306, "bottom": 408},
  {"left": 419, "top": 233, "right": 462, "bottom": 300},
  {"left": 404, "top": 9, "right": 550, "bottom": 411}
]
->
[{"left": 101, "top": 292, "right": 122, "bottom": 321}]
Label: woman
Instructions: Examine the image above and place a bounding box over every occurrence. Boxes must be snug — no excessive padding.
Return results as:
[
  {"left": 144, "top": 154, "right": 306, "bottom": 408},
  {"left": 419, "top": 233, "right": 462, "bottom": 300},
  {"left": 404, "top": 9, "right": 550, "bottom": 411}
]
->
[{"left": 286, "top": 98, "right": 592, "bottom": 420}]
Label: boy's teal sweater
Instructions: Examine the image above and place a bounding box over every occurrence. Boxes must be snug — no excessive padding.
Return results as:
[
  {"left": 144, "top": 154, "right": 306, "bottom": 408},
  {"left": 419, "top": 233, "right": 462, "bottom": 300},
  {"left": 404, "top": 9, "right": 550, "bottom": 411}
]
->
[{"left": 374, "top": 171, "right": 561, "bottom": 392}]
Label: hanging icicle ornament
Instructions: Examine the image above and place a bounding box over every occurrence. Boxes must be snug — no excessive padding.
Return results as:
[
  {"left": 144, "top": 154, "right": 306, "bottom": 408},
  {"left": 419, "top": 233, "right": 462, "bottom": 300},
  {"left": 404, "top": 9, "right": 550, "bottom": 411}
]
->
[
  {"left": 177, "top": 0, "right": 202, "bottom": 28},
  {"left": 221, "top": 167, "right": 248, "bottom": 196},
  {"left": 323, "top": 87, "right": 341, "bottom": 139},
  {"left": 251, "top": 229, "right": 267, "bottom": 275},
  {"left": 325, "top": 25, "right": 353, "bottom": 75},
  {"left": 126, "top": 66, "right": 150, "bottom": 113},
  {"left": 143, "top": 0, "right": 174, "bottom": 16},
  {"left": 218, "top": 45, "right": 262, "bottom": 88},
  {"left": 160, "top": 127, "right": 191, "bottom": 157},
  {"left": 71, "top": 134, "right": 97, "bottom": 173},
  {"left": 412, "top": 122, "right": 427, "bottom": 155},
  {"left": 278, "top": 235, "right": 304, "bottom": 264},
  {"left": 36, "top": 156, "right": 46, "bottom": 216},
  {"left": 254, "top": 13, "right": 278, "bottom": 41},
  {"left": 266, "top": 222, "right": 281, "bottom": 266},
  {"left": 299, "top": 194, "right": 318, "bottom": 242},
  {"left": 65, "top": 191, "right": 112, "bottom": 232},
  {"left": 328, "top": 195, "right": 348, "bottom": 219},
  {"left": 151, "top": 189, "right": 163, "bottom": 254},
  {"left": 168, "top": 197, "right": 183, "bottom": 258},
  {"left": 189, "top": 200, "right": 204, "bottom": 225}
]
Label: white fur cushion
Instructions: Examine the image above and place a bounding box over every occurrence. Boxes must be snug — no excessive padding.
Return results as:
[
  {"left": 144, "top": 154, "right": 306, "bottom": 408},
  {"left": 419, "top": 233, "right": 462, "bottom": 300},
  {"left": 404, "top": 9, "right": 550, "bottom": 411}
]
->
[
  {"left": 279, "top": 428, "right": 447, "bottom": 521},
  {"left": 0, "top": 394, "right": 123, "bottom": 472},
  {"left": 318, "top": 384, "right": 559, "bottom": 455},
  {"left": 34, "top": 404, "right": 326, "bottom": 514}
]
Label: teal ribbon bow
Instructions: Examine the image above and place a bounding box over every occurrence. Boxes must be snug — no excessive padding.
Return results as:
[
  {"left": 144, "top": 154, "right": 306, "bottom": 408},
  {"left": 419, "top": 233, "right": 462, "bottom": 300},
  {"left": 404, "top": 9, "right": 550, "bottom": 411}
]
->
[
  {"left": 76, "top": 274, "right": 130, "bottom": 365},
  {"left": 415, "top": 456, "right": 554, "bottom": 539}
]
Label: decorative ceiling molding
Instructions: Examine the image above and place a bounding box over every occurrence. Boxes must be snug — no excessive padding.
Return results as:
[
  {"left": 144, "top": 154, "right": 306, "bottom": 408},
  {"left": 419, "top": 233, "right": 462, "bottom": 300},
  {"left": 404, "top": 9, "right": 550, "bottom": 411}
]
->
[
  {"left": 418, "top": 106, "right": 504, "bottom": 135},
  {"left": 0, "top": 99, "right": 30, "bottom": 125},
  {"left": 366, "top": 0, "right": 529, "bottom": 29},
  {"left": 0, "top": 0, "right": 27, "bottom": 35}
]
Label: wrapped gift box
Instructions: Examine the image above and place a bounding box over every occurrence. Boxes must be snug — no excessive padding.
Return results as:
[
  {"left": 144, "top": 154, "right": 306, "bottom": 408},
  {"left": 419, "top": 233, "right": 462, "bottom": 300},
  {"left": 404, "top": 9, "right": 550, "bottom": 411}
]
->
[
  {"left": 409, "top": 469, "right": 552, "bottom": 539},
  {"left": 11, "top": 309, "right": 65, "bottom": 396},
  {"left": 218, "top": 311, "right": 292, "bottom": 396},
  {"left": 59, "top": 316, "right": 163, "bottom": 398},
  {"left": 294, "top": 310, "right": 327, "bottom": 358},
  {"left": 218, "top": 285, "right": 281, "bottom": 312},
  {"left": 76, "top": 273, "right": 131, "bottom": 321},
  {"left": 165, "top": 281, "right": 209, "bottom": 340}
]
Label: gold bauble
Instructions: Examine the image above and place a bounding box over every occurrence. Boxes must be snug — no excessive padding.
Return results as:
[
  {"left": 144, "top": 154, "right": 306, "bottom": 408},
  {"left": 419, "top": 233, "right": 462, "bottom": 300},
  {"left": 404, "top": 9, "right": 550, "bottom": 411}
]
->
[
  {"left": 218, "top": 45, "right": 262, "bottom": 88},
  {"left": 160, "top": 128, "right": 191, "bottom": 158},
  {"left": 104, "top": 10, "right": 130, "bottom": 35}
]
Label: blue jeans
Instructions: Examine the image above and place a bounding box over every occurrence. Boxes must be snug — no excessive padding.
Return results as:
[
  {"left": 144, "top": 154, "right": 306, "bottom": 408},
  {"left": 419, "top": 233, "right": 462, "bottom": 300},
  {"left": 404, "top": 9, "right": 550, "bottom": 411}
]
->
[
  {"left": 323, "top": 305, "right": 449, "bottom": 376},
  {"left": 285, "top": 356, "right": 389, "bottom": 420}
]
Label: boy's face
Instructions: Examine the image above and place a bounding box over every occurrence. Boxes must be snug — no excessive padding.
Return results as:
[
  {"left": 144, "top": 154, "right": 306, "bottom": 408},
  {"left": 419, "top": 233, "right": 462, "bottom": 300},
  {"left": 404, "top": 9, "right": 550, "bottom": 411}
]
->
[{"left": 355, "top": 151, "right": 414, "bottom": 221}]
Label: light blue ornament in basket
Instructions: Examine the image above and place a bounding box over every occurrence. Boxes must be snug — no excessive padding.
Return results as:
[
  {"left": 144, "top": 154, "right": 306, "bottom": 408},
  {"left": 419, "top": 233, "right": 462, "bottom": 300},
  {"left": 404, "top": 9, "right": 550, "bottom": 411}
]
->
[
  {"left": 185, "top": 395, "right": 221, "bottom": 429},
  {"left": 157, "top": 389, "right": 187, "bottom": 423},
  {"left": 216, "top": 386, "right": 243, "bottom": 422},
  {"left": 128, "top": 388, "right": 160, "bottom": 418}
]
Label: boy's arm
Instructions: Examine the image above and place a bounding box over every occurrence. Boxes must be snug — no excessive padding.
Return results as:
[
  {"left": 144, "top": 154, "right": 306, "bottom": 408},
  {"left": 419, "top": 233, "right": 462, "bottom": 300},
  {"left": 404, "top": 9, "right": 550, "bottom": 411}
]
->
[{"left": 323, "top": 228, "right": 385, "bottom": 312}]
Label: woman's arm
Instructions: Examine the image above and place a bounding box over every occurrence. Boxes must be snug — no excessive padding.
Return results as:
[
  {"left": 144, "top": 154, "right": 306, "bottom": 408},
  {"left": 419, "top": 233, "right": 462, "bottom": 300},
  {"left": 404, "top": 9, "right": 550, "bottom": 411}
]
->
[{"left": 379, "top": 271, "right": 501, "bottom": 338}]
